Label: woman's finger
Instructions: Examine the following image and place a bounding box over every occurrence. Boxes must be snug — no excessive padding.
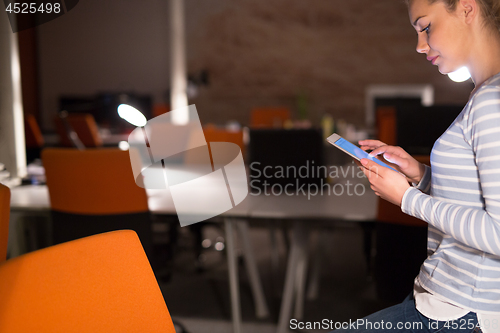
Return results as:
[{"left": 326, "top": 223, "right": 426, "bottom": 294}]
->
[
  {"left": 381, "top": 152, "right": 409, "bottom": 169},
  {"left": 360, "top": 145, "right": 378, "bottom": 152},
  {"left": 358, "top": 139, "right": 385, "bottom": 146},
  {"left": 358, "top": 140, "right": 386, "bottom": 150},
  {"left": 368, "top": 145, "right": 405, "bottom": 158}
]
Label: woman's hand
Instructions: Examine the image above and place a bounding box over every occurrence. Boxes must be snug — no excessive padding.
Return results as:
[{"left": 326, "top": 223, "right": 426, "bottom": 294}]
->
[
  {"left": 358, "top": 140, "right": 425, "bottom": 184},
  {"left": 359, "top": 158, "right": 411, "bottom": 206}
]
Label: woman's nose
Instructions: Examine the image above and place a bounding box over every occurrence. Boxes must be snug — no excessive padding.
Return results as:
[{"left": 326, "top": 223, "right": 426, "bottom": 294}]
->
[{"left": 416, "top": 35, "right": 430, "bottom": 54}]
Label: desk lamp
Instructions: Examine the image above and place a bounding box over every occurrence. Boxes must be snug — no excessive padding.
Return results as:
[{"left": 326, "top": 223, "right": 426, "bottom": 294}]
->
[
  {"left": 117, "top": 104, "right": 147, "bottom": 127},
  {"left": 117, "top": 103, "right": 147, "bottom": 151}
]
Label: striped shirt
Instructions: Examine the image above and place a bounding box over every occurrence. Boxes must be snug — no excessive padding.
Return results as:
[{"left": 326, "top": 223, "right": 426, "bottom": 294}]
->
[{"left": 401, "top": 73, "right": 500, "bottom": 315}]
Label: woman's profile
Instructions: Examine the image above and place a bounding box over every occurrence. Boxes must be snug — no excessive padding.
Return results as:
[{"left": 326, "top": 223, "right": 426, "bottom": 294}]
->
[{"left": 336, "top": 0, "right": 500, "bottom": 332}]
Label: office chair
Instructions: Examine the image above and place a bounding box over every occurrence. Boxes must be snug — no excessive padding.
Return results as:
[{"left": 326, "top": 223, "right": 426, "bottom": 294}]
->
[
  {"left": 24, "top": 114, "right": 45, "bottom": 162},
  {"left": 250, "top": 107, "right": 290, "bottom": 128},
  {"left": 203, "top": 124, "right": 245, "bottom": 156},
  {"left": 0, "top": 230, "right": 176, "bottom": 333},
  {"left": 0, "top": 184, "right": 10, "bottom": 262},
  {"left": 54, "top": 112, "right": 102, "bottom": 148},
  {"left": 41, "top": 148, "right": 153, "bottom": 261}
]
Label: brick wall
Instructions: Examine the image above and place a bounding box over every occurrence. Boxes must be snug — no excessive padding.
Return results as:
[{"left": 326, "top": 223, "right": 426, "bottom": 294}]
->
[{"left": 38, "top": 0, "right": 473, "bottom": 130}]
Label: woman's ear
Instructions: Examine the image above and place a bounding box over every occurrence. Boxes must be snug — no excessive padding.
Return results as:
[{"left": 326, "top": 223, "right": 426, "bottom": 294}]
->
[{"left": 458, "top": 0, "right": 478, "bottom": 24}]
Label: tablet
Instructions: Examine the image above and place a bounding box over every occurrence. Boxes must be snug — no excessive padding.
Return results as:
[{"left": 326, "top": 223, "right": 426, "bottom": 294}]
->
[{"left": 326, "top": 133, "right": 400, "bottom": 173}]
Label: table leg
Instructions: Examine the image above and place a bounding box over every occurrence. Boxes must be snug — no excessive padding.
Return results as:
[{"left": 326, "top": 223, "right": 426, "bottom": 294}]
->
[
  {"left": 224, "top": 218, "right": 242, "bottom": 333},
  {"left": 269, "top": 223, "right": 280, "bottom": 296},
  {"left": 277, "top": 221, "right": 310, "bottom": 333},
  {"left": 307, "top": 231, "right": 324, "bottom": 300},
  {"left": 7, "top": 212, "right": 26, "bottom": 258},
  {"left": 236, "top": 219, "right": 270, "bottom": 318},
  {"left": 293, "top": 241, "right": 308, "bottom": 320}
]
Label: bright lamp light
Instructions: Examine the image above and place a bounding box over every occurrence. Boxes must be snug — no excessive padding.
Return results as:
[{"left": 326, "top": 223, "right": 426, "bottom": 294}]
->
[
  {"left": 118, "top": 141, "right": 130, "bottom": 151},
  {"left": 448, "top": 67, "right": 471, "bottom": 82},
  {"left": 117, "top": 104, "right": 147, "bottom": 127}
]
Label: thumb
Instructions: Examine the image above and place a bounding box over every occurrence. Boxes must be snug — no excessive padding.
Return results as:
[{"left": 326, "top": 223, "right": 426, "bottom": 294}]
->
[{"left": 383, "top": 152, "right": 403, "bottom": 166}]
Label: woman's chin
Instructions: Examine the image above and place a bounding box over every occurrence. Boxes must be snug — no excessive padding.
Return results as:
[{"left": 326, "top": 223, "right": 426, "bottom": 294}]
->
[
  {"left": 437, "top": 66, "right": 450, "bottom": 75},
  {"left": 438, "top": 64, "right": 463, "bottom": 75},
  {"left": 438, "top": 68, "right": 453, "bottom": 75}
]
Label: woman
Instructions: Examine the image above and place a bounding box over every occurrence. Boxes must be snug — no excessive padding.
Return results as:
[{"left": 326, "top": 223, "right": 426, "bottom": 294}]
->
[{"left": 337, "top": 0, "right": 500, "bottom": 332}]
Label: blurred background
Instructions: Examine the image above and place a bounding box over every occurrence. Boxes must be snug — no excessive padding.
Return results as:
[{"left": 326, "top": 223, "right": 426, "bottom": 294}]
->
[
  {"left": 2, "top": 1, "right": 476, "bottom": 332},
  {"left": 19, "top": 0, "right": 471, "bottom": 133}
]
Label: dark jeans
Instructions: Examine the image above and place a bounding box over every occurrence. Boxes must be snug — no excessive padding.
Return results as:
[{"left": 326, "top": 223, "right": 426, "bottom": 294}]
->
[{"left": 332, "top": 293, "right": 482, "bottom": 332}]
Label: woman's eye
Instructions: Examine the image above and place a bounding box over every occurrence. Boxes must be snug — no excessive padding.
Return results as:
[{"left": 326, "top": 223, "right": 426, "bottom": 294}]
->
[{"left": 421, "top": 24, "right": 431, "bottom": 34}]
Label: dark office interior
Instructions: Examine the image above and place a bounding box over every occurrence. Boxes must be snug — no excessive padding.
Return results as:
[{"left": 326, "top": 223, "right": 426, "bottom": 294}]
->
[{"left": 0, "top": 1, "right": 475, "bottom": 332}]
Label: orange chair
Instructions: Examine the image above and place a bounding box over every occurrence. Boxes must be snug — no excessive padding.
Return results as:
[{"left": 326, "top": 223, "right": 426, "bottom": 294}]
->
[
  {"left": 152, "top": 103, "right": 170, "bottom": 118},
  {"left": 250, "top": 107, "right": 290, "bottom": 128},
  {"left": 376, "top": 106, "right": 427, "bottom": 226},
  {"left": 24, "top": 114, "right": 45, "bottom": 161},
  {"left": 203, "top": 124, "right": 245, "bottom": 156},
  {"left": 0, "top": 184, "right": 10, "bottom": 262},
  {"left": 0, "top": 230, "right": 176, "bottom": 333},
  {"left": 24, "top": 114, "right": 44, "bottom": 149},
  {"left": 54, "top": 113, "right": 102, "bottom": 148},
  {"left": 41, "top": 148, "right": 153, "bottom": 258}
]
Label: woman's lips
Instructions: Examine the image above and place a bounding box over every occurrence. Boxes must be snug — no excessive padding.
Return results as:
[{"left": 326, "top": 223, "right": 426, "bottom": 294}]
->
[{"left": 427, "top": 56, "right": 438, "bottom": 65}]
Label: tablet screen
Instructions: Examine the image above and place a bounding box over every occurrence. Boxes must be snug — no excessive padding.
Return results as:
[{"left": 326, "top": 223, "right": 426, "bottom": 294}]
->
[{"left": 333, "top": 137, "right": 400, "bottom": 173}]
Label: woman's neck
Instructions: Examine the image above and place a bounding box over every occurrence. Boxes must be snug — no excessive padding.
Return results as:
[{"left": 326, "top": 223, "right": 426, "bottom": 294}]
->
[{"left": 469, "top": 29, "right": 500, "bottom": 90}]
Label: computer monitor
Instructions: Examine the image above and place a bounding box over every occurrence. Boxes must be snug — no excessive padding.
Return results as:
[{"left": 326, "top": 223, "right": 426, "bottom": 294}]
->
[
  {"left": 59, "top": 92, "right": 152, "bottom": 133},
  {"left": 248, "top": 128, "right": 324, "bottom": 192}
]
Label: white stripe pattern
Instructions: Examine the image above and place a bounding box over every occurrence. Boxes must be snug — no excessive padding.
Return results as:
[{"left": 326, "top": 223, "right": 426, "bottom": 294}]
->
[
  {"left": 476, "top": 141, "right": 500, "bottom": 151},
  {"left": 432, "top": 161, "right": 478, "bottom": 170},
  {"left": 432, "top": 149, "right": 473, "bottom": 159},
  {"left": 402, "top": 78, "right": 500, "bottom": 314},
  {"left": 433, "top": 172, "right": 480, "bottom": 182},
  {"left": 433, "top": 185, "right": 482, "bottom": 195},
  {"left": 465, "top": 112, "right": 500, "bottom": 133},
  {"left": 472, "top": 127, "right": 500, "bottom": 141}
]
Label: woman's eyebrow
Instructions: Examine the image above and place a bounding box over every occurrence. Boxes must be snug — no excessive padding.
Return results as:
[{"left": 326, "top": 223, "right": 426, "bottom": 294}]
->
[{"left": 413, "top": 15, "right": 426, "bottom": 26}]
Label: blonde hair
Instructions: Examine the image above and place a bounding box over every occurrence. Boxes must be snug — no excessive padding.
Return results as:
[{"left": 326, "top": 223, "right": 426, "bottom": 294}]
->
[{"left": 406, "top": 0, "right": 500, "bottom": 33}]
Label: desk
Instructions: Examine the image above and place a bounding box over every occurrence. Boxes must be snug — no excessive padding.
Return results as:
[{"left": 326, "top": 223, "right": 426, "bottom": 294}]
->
[
  {"left": 248, "top": 182, "right": 377, "bottom": 333},
  {"left": 10, "top": 176, "right": 377, "bottom": 333}
]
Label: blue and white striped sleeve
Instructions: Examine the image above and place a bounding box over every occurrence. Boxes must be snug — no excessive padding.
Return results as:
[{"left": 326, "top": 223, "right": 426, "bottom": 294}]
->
[
  {"left": 414, "top": 164, "right": 431, "bottom": 194},
  {"left": 401, "top": 86, "right": 500, "bottom": 256}
]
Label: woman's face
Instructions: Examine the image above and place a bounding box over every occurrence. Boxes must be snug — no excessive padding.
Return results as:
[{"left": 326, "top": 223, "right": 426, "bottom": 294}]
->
[{"left": 408, "top": 0, "right": 470, "bottom": 74}]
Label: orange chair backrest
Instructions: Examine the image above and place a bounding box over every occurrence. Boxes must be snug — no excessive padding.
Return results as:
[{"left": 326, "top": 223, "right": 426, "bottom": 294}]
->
[
  {"left": 0, "top": 230, "right": 176, "bottom": 333},
  {"left": 42, "top": 148, "right": 148, "bottom": 214},
  {"left": 203, "top": 125, "right": 245, "bottom": 156},
  {"left": 250, "top": 107, "right": 290, "bottom": 128},
  {"left": 152, "top": 103, "right": 170, "bottom": 118},
  {"left": 375, "top": 106, "right": 427, "bottom": 227},
  {"left": 54, "top": 113, "right": 102, "bottom": 147},
  {"left": 24, "top": 114, "right": 44, "bottom": 148},
  {"left": 0, "top": 184, "right": 10, "bottom": 262},
  {"left": 376, "top": 106, "right": 397, "bottom": 146}
]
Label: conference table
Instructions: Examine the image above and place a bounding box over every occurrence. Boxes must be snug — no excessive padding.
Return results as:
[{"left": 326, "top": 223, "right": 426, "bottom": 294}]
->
[{"left": 9, "top": 167, "right": 377, "bottom": 333}]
